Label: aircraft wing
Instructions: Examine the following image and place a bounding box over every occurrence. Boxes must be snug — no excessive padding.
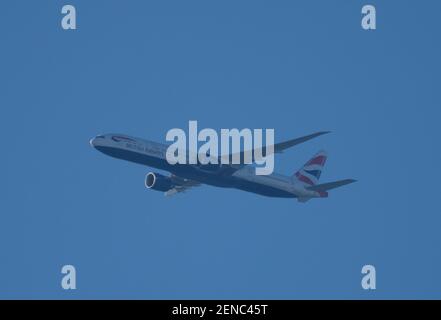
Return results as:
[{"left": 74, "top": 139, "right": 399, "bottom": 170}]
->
[
  {"left": 272, "top": 131, "right": 331, "bottom": 154},
  {"left": 226, "top": 131, "right": 330, "bottom": 165},
  {"left": 165, "top": 175, "right": 202, "bottom": 196}
]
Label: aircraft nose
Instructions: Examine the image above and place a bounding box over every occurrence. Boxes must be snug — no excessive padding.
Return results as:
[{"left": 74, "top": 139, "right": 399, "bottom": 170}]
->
[
  {"left": 90, "top": 134, "right": 106, "bottom": 148},
  {"left": 89, "top": 137, "right": 96, "bottom": 147}
]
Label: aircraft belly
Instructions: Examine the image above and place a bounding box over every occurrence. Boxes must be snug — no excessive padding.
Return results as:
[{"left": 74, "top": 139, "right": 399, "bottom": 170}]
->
[
  {"left": 95, "top": 146, "right": 295, "bottom": 197},
  {"left": 230, "top": 177, "right": 295, "bottom": 198}
]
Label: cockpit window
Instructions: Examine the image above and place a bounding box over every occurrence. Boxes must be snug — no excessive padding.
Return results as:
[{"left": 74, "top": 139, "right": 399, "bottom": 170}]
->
[{"left": 96, "top": 135, "right": 106, "bottom": 139}]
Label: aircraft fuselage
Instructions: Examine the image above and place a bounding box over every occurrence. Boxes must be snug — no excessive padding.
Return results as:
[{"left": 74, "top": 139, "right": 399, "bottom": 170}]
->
[{"left": 90, "top": 133, "right": 322, "bottom": 199}]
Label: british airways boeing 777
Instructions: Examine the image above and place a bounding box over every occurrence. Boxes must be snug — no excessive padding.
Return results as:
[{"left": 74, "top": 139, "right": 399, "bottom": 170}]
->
[{"left": 90, "top": 132, "right": 355, "bottom": 202}]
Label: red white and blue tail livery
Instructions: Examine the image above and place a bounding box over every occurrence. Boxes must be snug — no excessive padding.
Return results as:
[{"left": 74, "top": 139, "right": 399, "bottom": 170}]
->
[{"left": 293, "top": 150, "right": 327, "bottom": 187}]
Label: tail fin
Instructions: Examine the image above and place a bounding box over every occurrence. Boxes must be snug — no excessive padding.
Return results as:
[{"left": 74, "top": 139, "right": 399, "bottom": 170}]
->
[{"left": 292, "top": 150, "right": 327, "bottom": 186}]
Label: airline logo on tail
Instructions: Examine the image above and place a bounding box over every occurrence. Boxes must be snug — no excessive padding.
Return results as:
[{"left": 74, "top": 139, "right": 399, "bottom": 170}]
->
[{"left": 294, "top": 151, "right": 327, "bottom": 186}]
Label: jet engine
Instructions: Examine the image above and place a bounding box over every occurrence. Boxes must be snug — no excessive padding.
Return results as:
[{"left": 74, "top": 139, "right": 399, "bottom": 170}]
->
[{"left": 144, "top": 172, "right": 174, "bottom": 192}]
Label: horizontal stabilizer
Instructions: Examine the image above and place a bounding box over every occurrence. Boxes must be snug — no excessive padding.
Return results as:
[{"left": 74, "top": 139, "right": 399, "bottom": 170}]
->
[{"left": 306, "top": 179, "right": 356, "bottom": 192}]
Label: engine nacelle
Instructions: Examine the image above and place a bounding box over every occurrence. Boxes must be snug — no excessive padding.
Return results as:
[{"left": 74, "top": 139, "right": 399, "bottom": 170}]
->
[{"left": 145, "top": 172, "right": 174, "bottom": 192}]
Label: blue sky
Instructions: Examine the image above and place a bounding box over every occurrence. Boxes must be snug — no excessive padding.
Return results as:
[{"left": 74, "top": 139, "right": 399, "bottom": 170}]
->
[{"left": 1, "top": 0, "right": 440, "bottom": 299}]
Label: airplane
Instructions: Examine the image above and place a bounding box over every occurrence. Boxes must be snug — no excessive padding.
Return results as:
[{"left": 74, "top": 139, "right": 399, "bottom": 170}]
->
[{"left": 90, "top": 132, "right": 356, "bottom": 202}]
